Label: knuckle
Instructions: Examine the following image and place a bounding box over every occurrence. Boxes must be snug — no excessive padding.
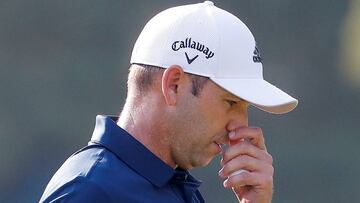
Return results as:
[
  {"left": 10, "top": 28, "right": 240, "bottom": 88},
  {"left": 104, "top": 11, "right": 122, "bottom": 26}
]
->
[
  {"left": 268, "top": 165, "right": 274, "bottom": 176},
  {"left": 266, "top": 153, "right": 274, "bottom": 164},
  {"left": 257, "top": 127, "right": 263, "bottom": 134},
  {"left": 264, "top": 175, "right": 273, "bottom": 186},
  {"left": 253, "top": 126, "right": 263, "bottom": 136}
]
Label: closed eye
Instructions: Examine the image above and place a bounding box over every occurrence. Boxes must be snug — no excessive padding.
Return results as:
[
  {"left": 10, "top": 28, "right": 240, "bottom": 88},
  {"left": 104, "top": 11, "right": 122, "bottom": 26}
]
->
[{"left": 226, "top": 100, "right": 238, "bottom": 107}]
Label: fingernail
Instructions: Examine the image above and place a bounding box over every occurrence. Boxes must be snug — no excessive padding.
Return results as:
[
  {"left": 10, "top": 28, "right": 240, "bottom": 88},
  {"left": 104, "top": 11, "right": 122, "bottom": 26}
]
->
[
  {"left": 223, "top": 179, "right": 229, "bottom": 188},
  {"left": 218, "top": 168, "right": 224, "bottom": 177},
  {"left": 229, "top": 131, "right": 235, "bottom": 139},
  {"left": 230, "top": 169, "right": 247, "bottom": 177}
]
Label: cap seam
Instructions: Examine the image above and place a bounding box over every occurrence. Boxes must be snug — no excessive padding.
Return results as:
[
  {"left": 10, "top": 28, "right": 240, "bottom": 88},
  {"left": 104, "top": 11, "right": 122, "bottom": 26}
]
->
[{"left": 206, "top": 5, "right": 221, "bottom": 77}]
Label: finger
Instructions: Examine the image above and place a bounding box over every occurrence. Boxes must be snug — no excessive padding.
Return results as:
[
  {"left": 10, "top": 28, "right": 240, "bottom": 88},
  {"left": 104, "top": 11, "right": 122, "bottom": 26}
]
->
[
  {"left": 219, "top": 155, "right": 269, "bottom": 178},
  {"left": 223, "top": 169, "right": 274, "bottom": 189},
  {"left": 229, "top": 127, "right": 266, "bottom": 150},
  {"left": 221, "top": 141, "right": 273, "bottom": 166}
]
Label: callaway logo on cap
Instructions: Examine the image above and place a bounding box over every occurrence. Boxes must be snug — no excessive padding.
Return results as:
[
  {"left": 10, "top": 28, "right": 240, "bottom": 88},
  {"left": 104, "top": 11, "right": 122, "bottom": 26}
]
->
[
  {"left": 131, "top": 1, "right": 298, "bottom": 114},
  {"left": 171, "top": 38, "right": 215, "bottom": 64}
]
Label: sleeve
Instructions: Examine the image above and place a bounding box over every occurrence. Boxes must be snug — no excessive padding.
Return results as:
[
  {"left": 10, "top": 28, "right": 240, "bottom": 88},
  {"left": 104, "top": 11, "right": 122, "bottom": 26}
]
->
[{"left": 40, "top": 177, "right": 113, "bottom": 203}]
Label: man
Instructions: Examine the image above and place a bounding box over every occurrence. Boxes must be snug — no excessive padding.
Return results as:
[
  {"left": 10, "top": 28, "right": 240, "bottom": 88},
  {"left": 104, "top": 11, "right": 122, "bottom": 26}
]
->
[{"left": 40, "top": 1, "right": 298, "bottom": 203}]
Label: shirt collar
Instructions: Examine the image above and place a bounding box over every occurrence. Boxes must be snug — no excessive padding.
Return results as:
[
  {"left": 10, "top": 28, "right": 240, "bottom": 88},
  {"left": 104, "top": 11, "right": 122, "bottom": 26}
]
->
[
  {"left": 88, "top": 115, "right": 175, "bottom": 187},
  {"left": 171, "top": 168, "right": 203, "bottom": 202}
]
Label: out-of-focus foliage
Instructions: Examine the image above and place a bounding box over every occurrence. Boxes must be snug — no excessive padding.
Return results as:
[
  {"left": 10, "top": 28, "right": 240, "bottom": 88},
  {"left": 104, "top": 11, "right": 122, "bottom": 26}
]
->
[{"left": 340, "top": 0, "right": 360, "bottom": 88}]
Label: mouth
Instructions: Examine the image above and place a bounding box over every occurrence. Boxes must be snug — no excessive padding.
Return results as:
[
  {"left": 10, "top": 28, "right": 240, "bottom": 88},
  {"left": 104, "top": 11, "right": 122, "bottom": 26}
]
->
[{"left": 213, "top": 141, "right": 224, "bottom": 154}]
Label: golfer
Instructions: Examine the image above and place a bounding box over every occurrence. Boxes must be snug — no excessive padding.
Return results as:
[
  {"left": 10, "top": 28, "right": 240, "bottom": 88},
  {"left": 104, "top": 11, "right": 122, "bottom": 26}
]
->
[{"left": 40, "top": 1, "right": 298, "bottom": 203}]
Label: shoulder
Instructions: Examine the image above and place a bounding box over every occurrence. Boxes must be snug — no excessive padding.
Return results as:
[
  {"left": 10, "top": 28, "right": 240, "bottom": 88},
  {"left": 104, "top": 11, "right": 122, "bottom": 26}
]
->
[
  {"left": 40, "top": 145, "right": 151, "bottom": 202},
  {"left": 40, "top": 176, "right": 112, "bottom": 203},
  {"left": 40, "top": 146, "right": 109, "bottom": 202}
]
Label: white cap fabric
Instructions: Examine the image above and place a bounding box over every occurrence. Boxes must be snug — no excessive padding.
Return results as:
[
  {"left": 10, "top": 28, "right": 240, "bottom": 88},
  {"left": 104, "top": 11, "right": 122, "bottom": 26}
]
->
[{"left": 131, "top": 1, "right": 298, "bottom": 114}]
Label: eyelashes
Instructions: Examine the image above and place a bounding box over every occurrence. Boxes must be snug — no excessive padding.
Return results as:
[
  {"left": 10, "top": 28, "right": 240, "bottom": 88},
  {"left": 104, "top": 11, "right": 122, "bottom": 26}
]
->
[{"left": 226, "top": 100, "right": 238, "bottom": 107}]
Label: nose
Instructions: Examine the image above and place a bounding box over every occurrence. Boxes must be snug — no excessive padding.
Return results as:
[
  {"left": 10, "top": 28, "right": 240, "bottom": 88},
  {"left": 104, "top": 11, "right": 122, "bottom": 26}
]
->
[{"left": 225, "top": 103, "right": 249, "bottom": 132}]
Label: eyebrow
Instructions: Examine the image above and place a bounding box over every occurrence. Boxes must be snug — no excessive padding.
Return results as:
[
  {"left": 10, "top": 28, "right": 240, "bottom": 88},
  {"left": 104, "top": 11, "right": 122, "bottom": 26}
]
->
[{"left": 222, "top": 92, "right": 246, "bottom": 102}]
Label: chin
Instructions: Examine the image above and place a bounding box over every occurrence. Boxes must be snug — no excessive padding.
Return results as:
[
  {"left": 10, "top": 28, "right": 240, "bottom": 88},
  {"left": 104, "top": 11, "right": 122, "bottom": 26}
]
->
[
  {"left": 177, "top": 153, "right": 217, "bottom": 169},
  {"left": 192, "top": 157, "right": 214, "bottom": 168},
  {"left": 179, "top": 160, "right": 210, "bottom": 170}
]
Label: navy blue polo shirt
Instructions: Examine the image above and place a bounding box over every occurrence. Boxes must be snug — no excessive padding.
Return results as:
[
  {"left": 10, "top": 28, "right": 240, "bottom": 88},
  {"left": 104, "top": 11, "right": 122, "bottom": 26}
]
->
[{"left": 40, "top": 115, "right": 205, "bottom": 203}]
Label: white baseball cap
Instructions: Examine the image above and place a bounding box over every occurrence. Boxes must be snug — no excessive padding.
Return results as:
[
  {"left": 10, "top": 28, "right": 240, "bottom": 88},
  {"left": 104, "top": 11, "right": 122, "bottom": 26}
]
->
[{"left": 131, "top": 1, "right": 298, "bottom": 114}]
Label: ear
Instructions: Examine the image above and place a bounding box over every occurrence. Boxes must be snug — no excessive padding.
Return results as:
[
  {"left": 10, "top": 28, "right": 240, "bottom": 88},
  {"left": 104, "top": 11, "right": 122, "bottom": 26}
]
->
[{"left": 161, "top": 65, "right": 185, "bottom": 106}]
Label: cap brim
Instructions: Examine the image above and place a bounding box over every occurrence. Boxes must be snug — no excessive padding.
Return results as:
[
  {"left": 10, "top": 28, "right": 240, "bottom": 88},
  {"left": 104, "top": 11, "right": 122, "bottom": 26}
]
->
[{"left": 211, "top": 78, "right": 298, "bottom": 114}]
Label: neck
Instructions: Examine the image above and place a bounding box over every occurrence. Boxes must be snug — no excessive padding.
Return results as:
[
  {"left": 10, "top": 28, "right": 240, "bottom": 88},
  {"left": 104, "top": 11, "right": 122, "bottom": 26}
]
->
[{"left": 117, "top": 98, "right": 177, "bottom": 169}]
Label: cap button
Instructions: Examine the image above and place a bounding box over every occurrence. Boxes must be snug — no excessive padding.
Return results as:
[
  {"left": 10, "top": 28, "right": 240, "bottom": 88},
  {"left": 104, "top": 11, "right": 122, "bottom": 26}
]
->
[{"left": 203, "top": 1, "right": 214, "bottom": 6}]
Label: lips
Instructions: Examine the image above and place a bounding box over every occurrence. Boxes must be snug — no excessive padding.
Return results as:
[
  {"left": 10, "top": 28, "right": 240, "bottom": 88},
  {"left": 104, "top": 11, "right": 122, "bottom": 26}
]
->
[
  {"left": 213, "top": 135, "right": 229, "bottom": 154},
  {"left": 213, "top": 142, "right": 223, "bottom": 154},
  {"left": 214, "top": 141, "right": 221, "bottom": 148},
  {"left": 214, "top": 139, "right": 228, "bottom": 148}
]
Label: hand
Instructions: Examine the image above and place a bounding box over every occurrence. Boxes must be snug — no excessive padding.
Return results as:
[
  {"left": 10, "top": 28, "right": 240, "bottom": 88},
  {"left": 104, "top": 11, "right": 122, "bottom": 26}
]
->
[{"left": 219, "top": 127, "right": 274, "bottom": 203}]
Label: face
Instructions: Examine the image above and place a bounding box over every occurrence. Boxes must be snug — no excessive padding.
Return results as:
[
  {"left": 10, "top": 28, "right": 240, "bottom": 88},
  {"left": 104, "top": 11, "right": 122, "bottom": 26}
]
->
[{"left": 169, "top": 76, "right": 249, "bottom": 169}]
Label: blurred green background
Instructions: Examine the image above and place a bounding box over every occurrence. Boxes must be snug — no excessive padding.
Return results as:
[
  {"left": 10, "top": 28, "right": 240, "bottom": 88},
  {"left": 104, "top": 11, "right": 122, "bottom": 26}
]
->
[{"left": 1, "top": 0, "right": 359, "bottom": 202}]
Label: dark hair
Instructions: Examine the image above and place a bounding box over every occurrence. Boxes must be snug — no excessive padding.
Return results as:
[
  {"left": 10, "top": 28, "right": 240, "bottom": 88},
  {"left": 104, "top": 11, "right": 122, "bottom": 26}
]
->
[{"left": 128, "top": 64, "right": 208, "bottom": 96}]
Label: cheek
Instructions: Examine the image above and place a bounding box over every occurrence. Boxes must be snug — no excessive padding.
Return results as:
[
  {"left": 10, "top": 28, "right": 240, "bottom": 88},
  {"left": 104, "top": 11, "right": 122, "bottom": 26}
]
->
[
  {"left": 175, "top": 96, "right": 227, "bottom": 148},
  {"left": 177, "top": 112, "right": 211, "bottom": 150},
  {"left": 200, "top": 105, "right": 228, "bottom": 132}
]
